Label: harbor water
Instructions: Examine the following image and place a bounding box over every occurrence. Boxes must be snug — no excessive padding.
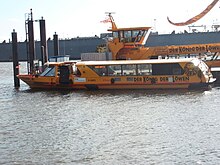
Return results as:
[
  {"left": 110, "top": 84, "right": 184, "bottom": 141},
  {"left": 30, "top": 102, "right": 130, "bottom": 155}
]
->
[{"left": 0, "top": 62, "right": 220, "bottom": 164}]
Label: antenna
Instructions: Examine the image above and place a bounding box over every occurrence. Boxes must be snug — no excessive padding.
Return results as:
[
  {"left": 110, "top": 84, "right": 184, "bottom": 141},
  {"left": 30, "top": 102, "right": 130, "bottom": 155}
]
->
[
  {"left": 105, "top": 12, "right": 115, "bottom": 21},
  {"left": 103, "top": 12, "right": 117, "bottom": 30},
  {"left": 104, "top": 12, "right": 116, "bottom": 15}
]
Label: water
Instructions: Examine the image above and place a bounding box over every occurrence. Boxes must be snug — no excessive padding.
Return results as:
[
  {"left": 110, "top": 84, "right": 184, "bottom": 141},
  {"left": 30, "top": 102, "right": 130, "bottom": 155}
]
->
[{"left": 1, "top": 62, "right": 220, "bottom": 165}]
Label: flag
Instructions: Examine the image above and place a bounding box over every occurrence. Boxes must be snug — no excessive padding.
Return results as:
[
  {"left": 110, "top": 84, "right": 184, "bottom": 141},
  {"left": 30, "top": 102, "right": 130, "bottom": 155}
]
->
[{"left": 100, "top": 18, "right": 111, "bottom": 23}]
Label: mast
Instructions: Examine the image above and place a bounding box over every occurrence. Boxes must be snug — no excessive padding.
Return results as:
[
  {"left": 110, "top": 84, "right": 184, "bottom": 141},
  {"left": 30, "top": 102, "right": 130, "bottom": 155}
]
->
[
  {"left": 107, "top": 12, "right": 117, "bottom": 30},
  {"left": 25, "top": 9, "right": 36, "bottom": 74}
]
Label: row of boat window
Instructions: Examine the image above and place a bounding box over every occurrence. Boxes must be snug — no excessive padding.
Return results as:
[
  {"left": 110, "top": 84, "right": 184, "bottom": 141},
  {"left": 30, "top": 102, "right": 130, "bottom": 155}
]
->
[
  {"left": 40, "top": 63, "right": 184, "bottom": 77},
  {"left": 89, "top": 63, "right": 184, "bottom": 76},
  {"left": 112, "top": 30, "right": 147, "bottom": 43}
]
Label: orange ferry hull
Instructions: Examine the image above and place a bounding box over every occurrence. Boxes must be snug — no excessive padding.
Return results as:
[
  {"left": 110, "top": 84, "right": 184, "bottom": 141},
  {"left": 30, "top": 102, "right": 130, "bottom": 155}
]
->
[
  {"left": 18, "top": 75, "right": 86, "bottom": 89},
  {"left": 79, "top": 82, "right": 213, "bottom": 90},
  {"left": 18, "top": 74, "right": 212, "bottom": 90},
  {"left": 18, "top": 58, "right": 215, "bottom": 90}
]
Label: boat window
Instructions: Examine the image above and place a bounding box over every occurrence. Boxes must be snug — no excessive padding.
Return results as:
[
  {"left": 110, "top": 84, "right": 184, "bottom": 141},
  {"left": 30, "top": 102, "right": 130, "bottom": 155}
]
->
[
  {"left": 89, "top": 65, "right": 108, "bottom": 76},
  {"left": 122, "top": 65, "right": 137, "bottom": 75},
  {"left": 89, "top": 65, "right": 122, "bottom": 76},
  {"left": 131, "top": 30, "right": 140, "bottom": 42},
  {"left": 89, "top": 64, "right": 154, "bottom": 76},
  {"left": 124, "top": 31, "right": 132, "bottom": 43},
  {"left": 73, "top": 66, "right": 82, "bottom": 76},
  {"left": 113, "top": 32, "right": 118, "bottom": 39},
  {"left": 124, "top": 31, "right": 132, "bottom": 38},
  {"left": 72, "top": 64, "right": 77, "bottom": 74},
  {"left": 172, "top": 68, "right": 183, "bottom": 75},
  {"left": 119, "top": 31, "right": 124, "bottom": 42},
  {"left": 215, "top": 55, "right": 220, "bottom": 60},
  {"left": 72, "top": 64, "right": 81, "bottom": 76},
  {"left": 136, "top": 30, "right": 144, "bottom": 42},
  {"left": 198, "top": 61, "right": 209, "bottom": 73},
  {"left": 108, "top": 65, "right": 122, "bottom": 76},
  {"left": 88, "top": 64, "right": 184, "bottom": 76},
  {"left": 152, "top": 63, "right": 183, "bottom": 75},
  {"left": 132, "top": 30, "right": 139, "bottom": 37},
  {"left": 137, "top": 64, "right": 152, "bottom": 75},
  {"left": 40, "top": 66, "right": 55, "bottom": 76}
]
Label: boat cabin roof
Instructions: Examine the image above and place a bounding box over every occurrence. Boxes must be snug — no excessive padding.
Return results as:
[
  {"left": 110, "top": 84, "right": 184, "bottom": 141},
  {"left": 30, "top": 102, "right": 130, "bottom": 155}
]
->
[
  {"left": 75, "top": 58, "right": 202, "bottom": 66},
  {"left": 46, "top": 61, "right": 78, "bottom": 66},
  {"left": 108, "top": 27, "right": 151, "bottom": 32},
  {"left": 46, "top": 59, "right": 203, "bottom": 67}
]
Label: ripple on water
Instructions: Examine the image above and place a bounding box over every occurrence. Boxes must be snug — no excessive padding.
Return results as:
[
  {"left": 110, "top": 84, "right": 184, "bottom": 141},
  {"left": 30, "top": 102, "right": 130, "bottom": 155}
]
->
[{"left": 1, "top": 63, "right": 220, "bottom": 164}]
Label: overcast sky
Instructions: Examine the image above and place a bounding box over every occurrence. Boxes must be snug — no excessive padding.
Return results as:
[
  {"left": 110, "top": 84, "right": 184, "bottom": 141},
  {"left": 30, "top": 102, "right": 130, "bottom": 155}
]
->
[{"left": 0, "top": 0, "right": 219, "bottom": 42}]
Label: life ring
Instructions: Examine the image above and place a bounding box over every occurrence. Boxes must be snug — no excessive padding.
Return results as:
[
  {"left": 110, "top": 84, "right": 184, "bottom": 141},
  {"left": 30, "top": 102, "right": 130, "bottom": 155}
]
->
[
  {"left": 111, "top": 78, "right": 115, "bottom": 84},
  {"left": 184, "top": 62, "right": 197, "bottom": 76}
]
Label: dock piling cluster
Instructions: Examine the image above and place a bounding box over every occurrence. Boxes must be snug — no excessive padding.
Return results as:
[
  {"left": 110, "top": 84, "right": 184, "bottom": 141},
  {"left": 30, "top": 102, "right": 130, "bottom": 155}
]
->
[{"left": 11, "top": 9, "right": 60, "bottom": 88}]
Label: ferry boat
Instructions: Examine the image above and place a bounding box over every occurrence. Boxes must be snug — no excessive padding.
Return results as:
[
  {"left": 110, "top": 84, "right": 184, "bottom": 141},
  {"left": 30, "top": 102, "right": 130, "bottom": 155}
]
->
[
  {"left": 100, "top": 13, "right": 220, "bottom": 83},
  {"left": 18, "top": 58, "right": 215, "bottom": 90},
  {"left": 104, "top": 14, "right": 220, "bottom": 68}
]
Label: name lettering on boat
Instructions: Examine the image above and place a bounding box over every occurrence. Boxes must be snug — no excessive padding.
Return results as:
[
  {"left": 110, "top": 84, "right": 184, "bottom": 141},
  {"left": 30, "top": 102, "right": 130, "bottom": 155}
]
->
[
  {"left": 168, "top": 45, "right": 220, "bottom": 54},
  {"left": 129, "top": 76, "right": 190, "bottom": 83},
  {"left": 134, "top": 77, "right": 142, "bottom": 82},
  {"left": 173, "top": 76, "right": 190, "bottom": 82},
  {"left": 143, "top": 77, "right": 158, "bottom": 83}
]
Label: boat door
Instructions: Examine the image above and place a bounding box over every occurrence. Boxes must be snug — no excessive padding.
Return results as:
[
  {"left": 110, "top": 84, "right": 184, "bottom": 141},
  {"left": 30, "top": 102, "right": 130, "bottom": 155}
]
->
[{"left": 59, "top": 65, "right": 70, "bottom": 84}]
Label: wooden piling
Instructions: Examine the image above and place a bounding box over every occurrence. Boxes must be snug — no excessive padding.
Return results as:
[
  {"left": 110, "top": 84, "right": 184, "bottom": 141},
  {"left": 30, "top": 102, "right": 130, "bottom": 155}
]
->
[
  {"left": 39, "top": 17, "right": 48, "bottom": 65},
  {"left": 53, "top": 32, "right": 59, "bottom": 56},
  {"left": 27, "top": 10, "right": 36, "bottom": 74},
  {"left": 12, "top": 30, "right": 20, "bottom": 87}
]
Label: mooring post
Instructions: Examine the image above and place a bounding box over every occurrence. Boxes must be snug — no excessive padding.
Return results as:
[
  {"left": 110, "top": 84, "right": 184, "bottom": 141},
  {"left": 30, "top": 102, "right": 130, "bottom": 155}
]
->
[
  {"left": 27, "top": 9, "right": 36, "bottom": 74},
  {"left": 53, "top": 32, "right": 59, "bottom": 56},
  {"left": 12, "top": 29, "right": 20, "bottom": 87},
  {"left": 39, "top": 17, "right": 48, "bottom": 65}
]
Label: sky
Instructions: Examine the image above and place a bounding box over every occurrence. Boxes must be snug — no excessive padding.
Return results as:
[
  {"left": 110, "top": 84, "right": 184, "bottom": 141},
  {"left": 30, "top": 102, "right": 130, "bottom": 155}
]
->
[{"left": 0, "top": 0, "right": 220, "bottom": 42}]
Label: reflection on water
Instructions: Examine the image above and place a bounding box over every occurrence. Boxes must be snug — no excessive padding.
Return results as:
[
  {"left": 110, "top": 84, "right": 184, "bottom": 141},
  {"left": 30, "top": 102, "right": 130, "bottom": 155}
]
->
[{"left": 1, "top": 62, "right": 220, "bottom": 164}]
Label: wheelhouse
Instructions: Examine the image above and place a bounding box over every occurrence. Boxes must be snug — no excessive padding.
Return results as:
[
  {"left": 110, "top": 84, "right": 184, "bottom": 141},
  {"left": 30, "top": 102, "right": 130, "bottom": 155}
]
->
[{"left": 109, "top": 27, "right": 151, "bottom": 45}]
